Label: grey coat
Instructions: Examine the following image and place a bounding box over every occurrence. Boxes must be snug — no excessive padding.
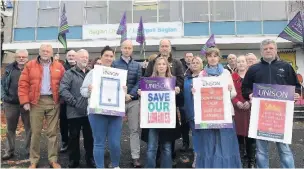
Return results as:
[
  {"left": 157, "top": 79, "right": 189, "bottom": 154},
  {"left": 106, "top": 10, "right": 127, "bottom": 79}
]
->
[{"left": 59, "top": 67, "right": 89, "bottom": 119}]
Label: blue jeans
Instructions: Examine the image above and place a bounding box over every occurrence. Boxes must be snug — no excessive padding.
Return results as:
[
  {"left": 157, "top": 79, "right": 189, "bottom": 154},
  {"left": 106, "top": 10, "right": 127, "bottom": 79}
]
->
[
  {"left": 88, "top": 114, "right": 123, "bottom": 168},
  {"left": 145, "top": 129, "right": 172, "bottom": 168},
  {"left": 256, "top": 139, "right": 295, "bottom": 168},
  {"left": 188, "top": 120, "right": 198, "bottom": 153}
]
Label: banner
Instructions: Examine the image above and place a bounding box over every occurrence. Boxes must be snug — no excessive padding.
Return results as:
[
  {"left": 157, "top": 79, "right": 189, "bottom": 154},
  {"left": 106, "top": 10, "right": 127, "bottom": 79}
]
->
[
  {"left": 83, "top": 22, "right": 183, "bottom": 40},
  {"left": 248, "top": 83, "right": 295, "bottom": 144},
  {"left": 193, "top": 76, "right": 233, "bottom": 129},
  {"left": 140, "top": 77, "right": 176, "bottom": 128},
  {"left": 89, "top": 65, "right": 127, "bottom": 116}
]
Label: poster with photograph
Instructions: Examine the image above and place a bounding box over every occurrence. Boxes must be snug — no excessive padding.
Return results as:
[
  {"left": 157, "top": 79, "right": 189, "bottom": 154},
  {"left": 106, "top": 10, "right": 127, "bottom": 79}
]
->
[
  {"left": 248, "top": 83, "right": 295, "bottom": 144},
  {"left": 193, "top": 76, "right": 233, "bottom": 129},
  {"left": 89, "top": 65, "right": 127, "bottom": 116},
  {"left": 140, "top": 77, "right": 176, "bottom": 128}
]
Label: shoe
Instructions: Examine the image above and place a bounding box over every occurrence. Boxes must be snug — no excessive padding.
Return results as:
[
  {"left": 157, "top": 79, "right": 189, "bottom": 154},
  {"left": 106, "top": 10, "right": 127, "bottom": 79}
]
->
[
  {"left": 29, "top": 163, "right": 37, "bottom": 168},
  {"left": 181, "top": 144, "right": 189, "bottom": 152},
  {"left": 60, "top": 144, "right": 68, "bottom": 153},
  {"left": 132, "top": 159, "right": 141, "bottom": 168},
  {"left": 49, "top": 162, "right": 61, "bottom": 168},
  {"left": 192, "top": 153, "right": 197, "bottom": 168},
  {"left": 1, "top": 153, "right": 14, "bottom": 160},
  {"left": 68, "top": 160, "right": 79, "bottom": 168},
  {"left": 86, "top": 158, "right": 96, "bottom": 168},
  {"left": 108, "top": 162, "right": 113, "bottom": 168}
]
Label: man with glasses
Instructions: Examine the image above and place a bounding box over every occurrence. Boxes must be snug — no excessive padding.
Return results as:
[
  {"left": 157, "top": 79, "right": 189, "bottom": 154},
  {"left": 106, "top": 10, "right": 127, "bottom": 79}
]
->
[{"left": 1, "top": 49, "right": 31, "bottom": 160}]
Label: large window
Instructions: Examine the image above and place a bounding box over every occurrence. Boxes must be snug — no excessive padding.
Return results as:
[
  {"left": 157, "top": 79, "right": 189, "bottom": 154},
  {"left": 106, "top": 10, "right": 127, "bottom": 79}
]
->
[
  {"left": 236, "top": 1, "right": 261, "bottom": 21},
  {"left": 158, "top": 0, "right": 181, "bottom": 22},
  {"left": 84, "top": 1, "right": 107, "bottom": 24},
  {"left": 133, "top": 0, "right": 157, "bottom": 22},
  {"left": 61, "top": 1, "right": 84, "bottom": 25},
  {"left": 184, "top": 1, "right": 209, "bottom": 22},
  {"left": 15, "top": 1, "right": 37, "bottom": 27},
  {"left": 262, "top": 1, "right": 287, "bottom": 20},
  {"left": 109, "top": 1, "right": 132, "bottom": 24},
  {"left": 38, "top": 1, "right": 59, "bottom": 27},
  {"left": 210, "top": 1, "right": 234, "bottom": 21}
]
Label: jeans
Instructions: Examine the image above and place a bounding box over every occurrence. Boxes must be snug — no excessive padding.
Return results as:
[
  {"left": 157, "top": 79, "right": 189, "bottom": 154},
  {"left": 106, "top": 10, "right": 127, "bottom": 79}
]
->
[
  {"left": 68, "top": 117, "right": 93, "bottom": 162},
  {"left": 88, "top": 114, "right": 123, "bottom": 168},
  {"left": 146, "top": 129, "right": 172, "bottom": 168},
  {"left": 188, "top": 120, "right": 198, "bottom": 153},
  {"left": 256, "top": 139, "right": 295, "bottom": 168}
]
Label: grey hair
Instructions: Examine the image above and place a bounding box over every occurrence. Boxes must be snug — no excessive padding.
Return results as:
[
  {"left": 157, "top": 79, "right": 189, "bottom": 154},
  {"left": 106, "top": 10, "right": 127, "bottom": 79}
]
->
[
  {"left": 260, "top": 39, "right": 277, "bottom": 51},
  {"left": 66, "top": 50, "right": 76, "bottom": 57},
  {"left": 15, "top": 49, "right": 28, "bottom": 56},
  {"left": 159, "top": 39, "right": 172, "bottom": 46},
  {"left": 77, "top": 49, "right": 89, "bottom": 56}
]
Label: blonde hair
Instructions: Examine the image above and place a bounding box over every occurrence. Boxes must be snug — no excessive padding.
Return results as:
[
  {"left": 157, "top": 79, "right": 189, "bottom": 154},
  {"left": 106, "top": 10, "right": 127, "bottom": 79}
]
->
[
  {"left": 148, "top": 54, "right": 158, "bottom": 62},
  {"left": 151, "top": 57, "right": 173, "bottom": 77}
]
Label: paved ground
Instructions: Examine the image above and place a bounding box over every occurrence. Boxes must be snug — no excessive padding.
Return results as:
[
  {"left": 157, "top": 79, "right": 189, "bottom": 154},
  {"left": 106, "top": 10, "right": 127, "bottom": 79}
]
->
[{"left": 1, "top": 121, "right": 304, "bottom": 168}]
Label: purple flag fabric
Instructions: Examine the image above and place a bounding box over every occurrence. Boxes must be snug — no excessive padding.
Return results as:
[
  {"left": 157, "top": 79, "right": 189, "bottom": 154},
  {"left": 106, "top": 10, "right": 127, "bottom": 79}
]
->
[
  {"left": 278, "top": 11, "right": 303, "bottom": 43},
  {"left": 136, "top": 16, "right": 146, "bottom": 55},
  {"left": 116, "top": 12, "right": 127, "bottom": 43},
  {"left": 200, "top": 34, "right": 216, "bottom": 56}
]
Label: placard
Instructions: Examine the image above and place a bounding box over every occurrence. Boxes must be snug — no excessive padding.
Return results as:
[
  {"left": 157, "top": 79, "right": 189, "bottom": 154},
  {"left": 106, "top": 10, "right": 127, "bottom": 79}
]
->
[
  {"left": 140, "top": 77, "right": 176, "bottom": 128},
  {"left": 193, "top": 76, "right": 233, "bottom": 129},
  {"left": 248, "top": 83, "right": 295, "bottom": 144}
]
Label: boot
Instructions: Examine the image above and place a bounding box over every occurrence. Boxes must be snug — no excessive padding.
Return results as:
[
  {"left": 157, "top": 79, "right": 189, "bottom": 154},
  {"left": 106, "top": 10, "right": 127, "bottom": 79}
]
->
[
  {"left": 247, "top": 143, "right": 256, "bottom": 168},
  {"left": 239, "top": 143, "right": 247, "bottom": 168}
]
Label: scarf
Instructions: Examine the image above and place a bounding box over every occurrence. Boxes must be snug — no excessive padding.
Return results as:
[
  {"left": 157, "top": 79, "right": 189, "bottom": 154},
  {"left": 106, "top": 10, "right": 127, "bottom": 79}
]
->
[{"left": 204, "top": 64, "right": 224, "bottom": 76}]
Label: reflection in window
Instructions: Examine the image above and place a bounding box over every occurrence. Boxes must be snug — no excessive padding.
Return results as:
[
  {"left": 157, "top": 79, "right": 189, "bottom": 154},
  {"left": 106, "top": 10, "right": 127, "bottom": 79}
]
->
[
  {"left": 158, "top": 1, "right": 181, "bottom": 22},
  {"left": 85, "top": 7, "right": 107, "bottom": 24},
  {"left": 109, "top": 1, "right": 132, "bottom": 24},
  {"left": 39, "top": 0, "right": 59, "bottom": 9},
  {"left": 236, "top": 1, "right": 261, "bottom": 21},
  {"left": 133, "top": 1, "right": 157, "bottom": 22},
  {"left": 16, "top": 1, "right": 37, "bottom": 28},
  {"left": 61, "top": 1, "right": 84, "bottom": 25},
  {"left": 184, "top": 1, "right": 209, "bottom": 22},
  {"left": 210, "top": 1, "right": 234, "bottom": 21},
  {"left": 262, "top": 1, "right": 287, "bottom": 20},
  {"left": 38, "top": 9, "right": 59, "bottom": 27}
]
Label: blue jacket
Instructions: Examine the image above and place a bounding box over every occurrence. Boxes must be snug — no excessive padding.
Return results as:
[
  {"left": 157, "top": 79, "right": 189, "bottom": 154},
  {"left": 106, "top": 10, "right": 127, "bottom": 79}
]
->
[
  {"left": 112, "top": 56, "right": 142, "bottom": 100},
  {"left": 183, "top": 74, "right": 198, "bottom": 122}
]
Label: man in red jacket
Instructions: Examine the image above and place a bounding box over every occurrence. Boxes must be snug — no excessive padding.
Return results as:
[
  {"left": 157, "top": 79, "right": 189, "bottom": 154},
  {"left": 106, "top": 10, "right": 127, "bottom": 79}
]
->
[{"left": 18, "top": 44, "right": 65, "bottom": 168}]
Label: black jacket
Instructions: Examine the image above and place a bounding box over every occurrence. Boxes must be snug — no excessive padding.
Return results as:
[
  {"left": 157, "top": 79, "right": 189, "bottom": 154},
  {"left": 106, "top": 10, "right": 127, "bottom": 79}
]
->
[
  {"left": 180, "top": 58, "right": 192, "bottom": 76},
  {"left": 63, "top": 60, "right": 75, "bottom": 71},
  {"left": 242, "top": 58, "right": 301, "bottom": 100},
  {"left": 1, "top": 61, "right": 22, "bottom": 104},
  {"left": 59, "top": 66, "right": 90, "bottom": 119}
]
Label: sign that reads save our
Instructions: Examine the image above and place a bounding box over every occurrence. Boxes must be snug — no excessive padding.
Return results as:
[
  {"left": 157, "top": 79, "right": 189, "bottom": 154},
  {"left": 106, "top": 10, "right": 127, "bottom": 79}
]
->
[{"left": 82, "top": 22, "right": 183, "bottom": 40}]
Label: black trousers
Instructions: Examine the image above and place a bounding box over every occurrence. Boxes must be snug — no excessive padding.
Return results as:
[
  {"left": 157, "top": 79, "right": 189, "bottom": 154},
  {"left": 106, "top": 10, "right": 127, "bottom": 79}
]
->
[
  {"left": 60, "top": 103, "right": 69, "bottom": 146},
  {"left": 237, "top": 135, "right": 256, "bottom": 159},
  {"left": 68, "top": 117, "right": 94, "bottom": 162},
  {"left": 179, "top": 106, "right": 190, "bottom": 146}
]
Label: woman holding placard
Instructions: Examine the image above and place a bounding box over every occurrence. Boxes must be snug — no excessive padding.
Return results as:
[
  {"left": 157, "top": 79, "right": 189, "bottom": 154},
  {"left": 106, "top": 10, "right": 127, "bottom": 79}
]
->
[
  {"left": 183, "top": 55, "right": 203, "bottom": 168},
  {"left": 193, "top": 48, "right": 242, "bottom": 168},
  {"left": 232, "top": 55, "right": 256, "bottom": 168},
  {"left": 138, "top": 57, "right": 181, "bottom": 168},
  {"left": 80, "top": 46, "right": 126, "bottom": 169}
]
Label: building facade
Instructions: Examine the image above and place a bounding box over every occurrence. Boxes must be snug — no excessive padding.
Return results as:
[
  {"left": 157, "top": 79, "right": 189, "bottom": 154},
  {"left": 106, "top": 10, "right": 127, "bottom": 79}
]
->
[{"left": 2, "top": 0, "right": 304, "bottom": 76}]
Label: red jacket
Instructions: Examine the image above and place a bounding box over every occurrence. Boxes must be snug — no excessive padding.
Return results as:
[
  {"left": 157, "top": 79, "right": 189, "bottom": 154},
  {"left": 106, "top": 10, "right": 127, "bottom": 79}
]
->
[
  {"left": 18, "top": 57, "right": 65, "bottom": 105},
  {"left": 231, "top": 72, "right": 246, "bottom": 105}
]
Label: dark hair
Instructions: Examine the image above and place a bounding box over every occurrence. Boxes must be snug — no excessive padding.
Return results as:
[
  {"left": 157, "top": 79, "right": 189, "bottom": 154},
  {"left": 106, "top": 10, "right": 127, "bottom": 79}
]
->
[
  {"left": 100, "top": 46, "right": 114, "bottom": 57},
  {"left": 90, "top": 57, "right": 101, "bottom": 68}
]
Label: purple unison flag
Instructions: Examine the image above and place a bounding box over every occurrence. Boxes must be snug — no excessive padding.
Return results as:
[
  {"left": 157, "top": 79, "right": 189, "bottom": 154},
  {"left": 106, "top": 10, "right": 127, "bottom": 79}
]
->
[
  {"left": 116, "top": 12, "right": 127, "bottom": 44},
  {"left": 200, "top": 34, "right": 216, "bottom": 56},
  {"left": 136, "top": 16, "right": 146, "bottom": 55},
  {"left": 58, "top": 3, "right": 69, "bottom": 51},
  {"left": 278, "top": 11, "right": 303, "bottom": 43}
]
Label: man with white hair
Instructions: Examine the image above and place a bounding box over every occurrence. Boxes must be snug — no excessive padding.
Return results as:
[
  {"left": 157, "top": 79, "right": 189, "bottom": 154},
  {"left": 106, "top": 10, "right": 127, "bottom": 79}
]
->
[
  {"left": 1, "top": 49, "right": 31, "bottom": 160},
  {"left": 59, "top": 49, "right": 95, "bottom": 168},
  {"left": 225, "top": 54, "right": 237, "bottom": 73},
  {"left": 246, "top": 53, "right": 258, "bottom": 67},
  {"left": 59, "top": 50, "right": 76, "bottom": 153}
]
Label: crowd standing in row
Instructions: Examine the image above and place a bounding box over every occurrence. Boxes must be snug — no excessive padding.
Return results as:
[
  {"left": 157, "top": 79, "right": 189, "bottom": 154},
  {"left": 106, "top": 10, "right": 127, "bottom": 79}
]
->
[{"left": 1, "top": 39, "right": 300, "bottom": 168}]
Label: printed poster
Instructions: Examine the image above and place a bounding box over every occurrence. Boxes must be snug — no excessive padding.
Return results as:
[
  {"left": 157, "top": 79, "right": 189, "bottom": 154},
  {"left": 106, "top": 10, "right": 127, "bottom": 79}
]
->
[
  {"left": 140, "top": 77, "right": 176, "bottom": 128},
  {"left": 193, "top": 76, "right": 233, "bottom": 129},
  {"left": 89, "top": 65, "right": 127, "bottom": 116},
  {"left": 248, "top": 83, "right": 295, "bottom": 144}
]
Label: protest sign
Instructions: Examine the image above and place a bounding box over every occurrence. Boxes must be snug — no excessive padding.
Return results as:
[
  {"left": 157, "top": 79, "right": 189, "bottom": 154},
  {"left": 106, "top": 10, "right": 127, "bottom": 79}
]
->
[
  {"left": 248, "top": 83, "right": 295, "bottom": 144},
  {"left": 89, "top": 65, "right": 127, "bottom": 116},
  {"left": 140, "top": 77, "right": 176, "bottom": 128},
  {"left": 193, "top": 76, "right": 233, "bottom": 129}
]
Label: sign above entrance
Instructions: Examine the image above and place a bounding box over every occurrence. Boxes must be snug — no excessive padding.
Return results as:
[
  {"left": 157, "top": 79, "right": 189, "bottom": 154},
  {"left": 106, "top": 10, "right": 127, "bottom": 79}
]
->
[{"left": 82, "top": 22, "right": 183, "bottom": 40}]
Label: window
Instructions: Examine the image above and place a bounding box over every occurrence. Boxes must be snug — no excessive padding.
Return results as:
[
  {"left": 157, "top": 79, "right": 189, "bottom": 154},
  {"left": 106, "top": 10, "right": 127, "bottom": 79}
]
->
[
  {"left": 61, "top": 1, "right": 84, "bottom": 25},
  {"left": 236, "top": 1, "right": 261, "bottom": 21},
  {"left": 109, "top": 1, "right": 132, "bottom": 24},
  {"left": 210, "top": 1, "right": 234, "bottom": 21},
  {"left": 15, "top": 1, "right": 38, "bottom": 28},
  {"left": 158, "top": 0, "right": 181, "bottom": 22},
  {"left": 133, "top": 1, "right": 157, "bottom": 22},
  {"left": 262, "top": 1, "right": 287, "bottom": 20},
  {"left": 184, "top": 1, "right": 209, "bottom": 22},
  {"left": 38, "top": 1, "right": 60, "bottom": 27},
  {"left": 84, "top": 1, "right": 107, "bottom": 24}
]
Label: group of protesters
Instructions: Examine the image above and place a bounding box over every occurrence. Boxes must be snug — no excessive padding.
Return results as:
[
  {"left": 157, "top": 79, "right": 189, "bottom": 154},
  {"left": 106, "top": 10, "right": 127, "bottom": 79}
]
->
[{"left": 1, "top": 38, "right": 301, "bottom": 168}]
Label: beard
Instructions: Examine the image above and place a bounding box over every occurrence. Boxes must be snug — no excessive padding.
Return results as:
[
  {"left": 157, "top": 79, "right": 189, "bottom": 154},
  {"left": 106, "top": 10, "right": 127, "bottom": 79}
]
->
[{"left": 78, "top": 62, "right": 87, "bottom": 68}]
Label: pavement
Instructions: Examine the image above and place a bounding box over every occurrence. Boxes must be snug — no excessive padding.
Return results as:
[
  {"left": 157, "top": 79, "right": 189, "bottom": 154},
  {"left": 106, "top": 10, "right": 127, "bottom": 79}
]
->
[{"left": 1, "top": 121, "right": 304, "bottom": 168}]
